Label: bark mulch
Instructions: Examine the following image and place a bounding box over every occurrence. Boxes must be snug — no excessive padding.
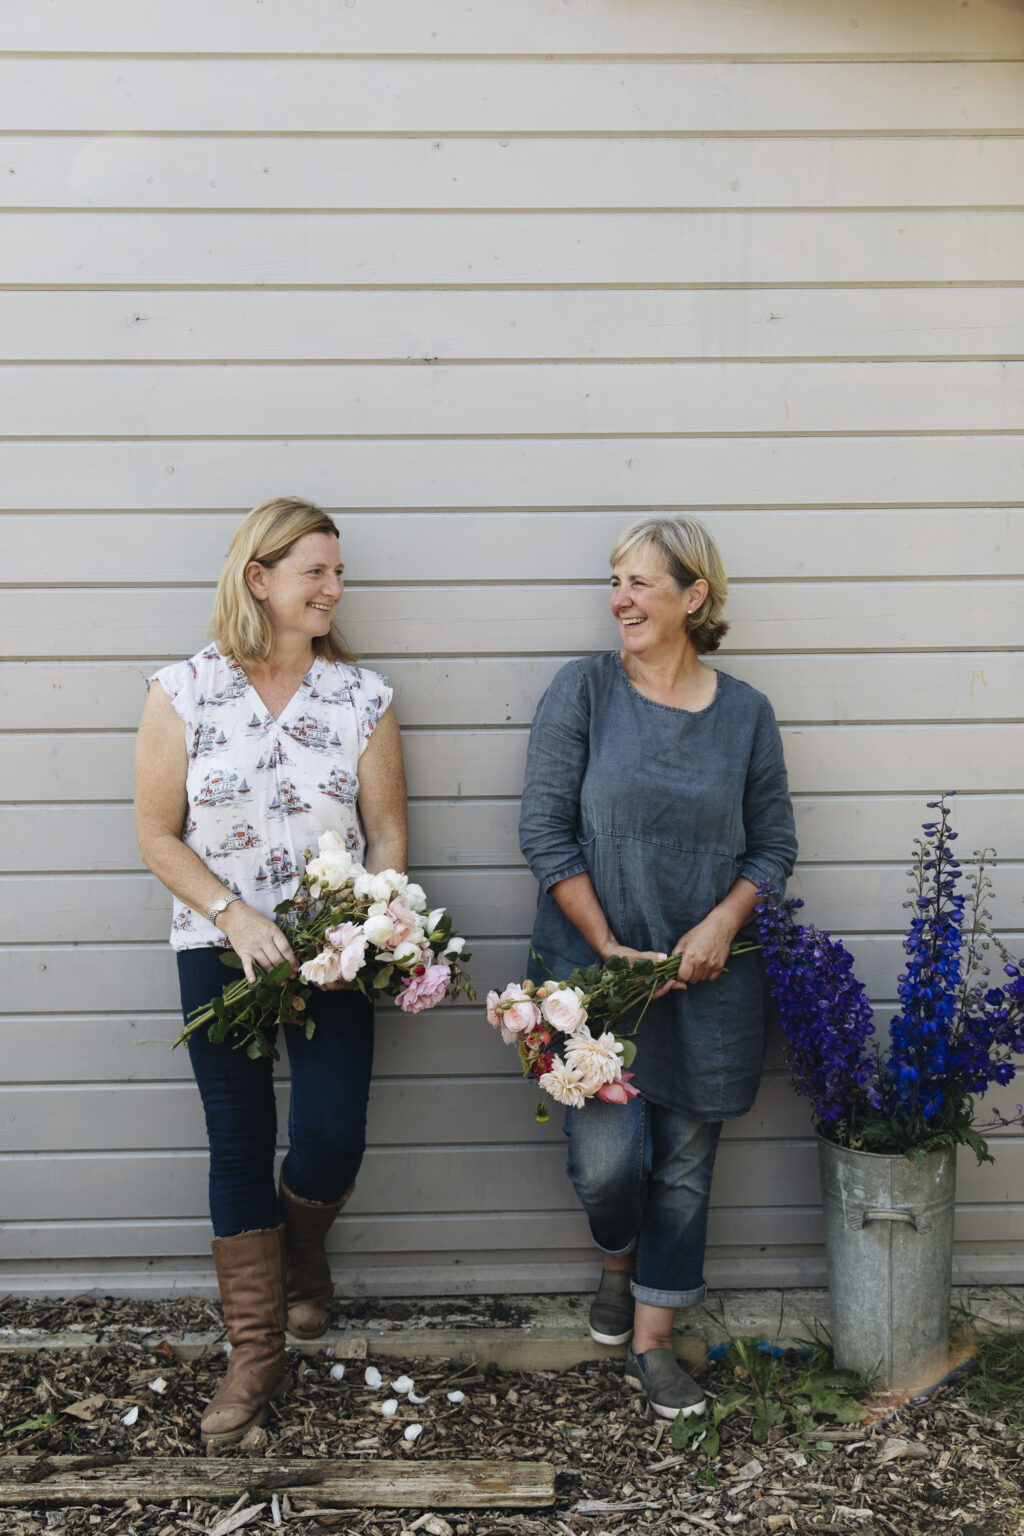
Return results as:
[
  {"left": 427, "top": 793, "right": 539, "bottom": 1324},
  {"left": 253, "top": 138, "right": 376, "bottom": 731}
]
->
[{"left": 2, "top": 1295, "right": 1022, "bottom": 1536}]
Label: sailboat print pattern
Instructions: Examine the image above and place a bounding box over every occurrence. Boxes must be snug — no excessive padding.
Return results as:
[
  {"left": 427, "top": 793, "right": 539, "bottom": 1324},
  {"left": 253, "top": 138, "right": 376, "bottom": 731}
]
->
[{"left": 150, "top": 645, "right": 391, "bottom": 950}]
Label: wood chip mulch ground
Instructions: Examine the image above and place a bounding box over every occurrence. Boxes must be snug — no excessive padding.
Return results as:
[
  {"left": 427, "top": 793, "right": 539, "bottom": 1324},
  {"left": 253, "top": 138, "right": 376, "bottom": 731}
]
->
[{"left": 2, "top": 1296, "right": 1022, "bottom": 1535}]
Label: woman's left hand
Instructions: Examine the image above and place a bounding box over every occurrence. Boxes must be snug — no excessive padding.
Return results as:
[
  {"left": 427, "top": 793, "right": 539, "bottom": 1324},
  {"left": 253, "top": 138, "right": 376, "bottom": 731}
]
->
[{"left": 660, "top": 911, "right": 738, "bottom": 993}]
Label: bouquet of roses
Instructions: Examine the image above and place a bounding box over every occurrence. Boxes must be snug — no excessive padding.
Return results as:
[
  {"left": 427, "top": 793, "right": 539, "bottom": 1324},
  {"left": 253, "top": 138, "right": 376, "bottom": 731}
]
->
[
  {"left": 176, "top": 830, "right": 474, "bottom": 1060},
  {"left": 489, "top": 945, "right": 759, "bottom": 1122}
]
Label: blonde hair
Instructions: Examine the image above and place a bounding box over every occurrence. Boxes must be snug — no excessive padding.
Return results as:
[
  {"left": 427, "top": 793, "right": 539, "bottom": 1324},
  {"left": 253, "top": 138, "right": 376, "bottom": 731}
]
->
[
  {"left": 209, "top": 496, "right": 358, "bottom": 665},
  {"left": 609, "top": 515, "right": 729, "bottom": 655}
]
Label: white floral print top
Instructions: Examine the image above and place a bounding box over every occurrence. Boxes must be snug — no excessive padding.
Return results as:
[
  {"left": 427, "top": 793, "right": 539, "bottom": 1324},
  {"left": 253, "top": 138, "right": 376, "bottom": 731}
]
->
[{"left": 150, "top": 645, "right": 392, "bottom": 950}]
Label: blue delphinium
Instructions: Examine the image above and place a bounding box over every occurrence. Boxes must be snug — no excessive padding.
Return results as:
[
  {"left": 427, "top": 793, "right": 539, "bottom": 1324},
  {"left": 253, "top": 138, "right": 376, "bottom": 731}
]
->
[{"left": 756, "top": 795, "right": 1024, "bottom": 1163}]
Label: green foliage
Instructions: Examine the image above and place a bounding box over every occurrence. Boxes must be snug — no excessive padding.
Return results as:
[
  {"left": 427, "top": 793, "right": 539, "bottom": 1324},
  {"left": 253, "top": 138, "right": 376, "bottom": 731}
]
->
[
  {"left": 957, "top": 1313, "right": 1024, "bottom": 1429},
  {"left": 5, "top": 1412, "right": 58, "bottom": 1435},
  {"left": 670, "top": 1339, "right": 872, "bottom": 1459}
]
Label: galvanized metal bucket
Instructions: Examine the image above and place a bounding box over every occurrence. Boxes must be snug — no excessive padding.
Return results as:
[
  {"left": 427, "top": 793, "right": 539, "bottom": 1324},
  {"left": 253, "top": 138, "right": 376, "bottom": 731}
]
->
[{"left": 817, "top": 1137, "right": 956, "bottom": 1390}]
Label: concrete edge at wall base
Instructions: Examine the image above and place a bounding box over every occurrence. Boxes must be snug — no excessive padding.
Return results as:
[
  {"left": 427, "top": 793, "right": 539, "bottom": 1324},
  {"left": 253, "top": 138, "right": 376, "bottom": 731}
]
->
[{"left": 3, "top": 1285, "right": 1023, "bottom": 1373}]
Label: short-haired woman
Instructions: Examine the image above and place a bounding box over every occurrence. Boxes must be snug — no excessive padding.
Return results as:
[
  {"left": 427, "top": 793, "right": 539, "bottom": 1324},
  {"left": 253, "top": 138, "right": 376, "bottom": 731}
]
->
[
  {"left": 519, "top": 514, "right": 796, "bottom": 1421},
  {"left": 135, "top": 496, "right": 407, "bottom": 1447}
]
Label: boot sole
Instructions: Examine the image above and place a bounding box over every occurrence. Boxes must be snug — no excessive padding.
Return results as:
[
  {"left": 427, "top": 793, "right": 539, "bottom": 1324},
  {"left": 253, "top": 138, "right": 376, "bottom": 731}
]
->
[
  {"left": 201, "top": 1369, "right": 291, "bottom": 1449},
  {"left": 286, "top": 1316, "right": 329, "bottom": 1340}
]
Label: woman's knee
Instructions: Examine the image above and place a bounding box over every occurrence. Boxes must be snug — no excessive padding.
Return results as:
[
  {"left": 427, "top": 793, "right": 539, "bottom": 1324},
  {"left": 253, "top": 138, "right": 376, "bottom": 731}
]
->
[{"left": 565, "top": 1101, "right": 643, "bottom": 1210}]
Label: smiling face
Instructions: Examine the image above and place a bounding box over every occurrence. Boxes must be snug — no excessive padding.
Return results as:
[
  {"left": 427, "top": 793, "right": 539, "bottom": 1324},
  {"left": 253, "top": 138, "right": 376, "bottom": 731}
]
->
[
  {"left": 245, "top": 530, "right": 345, "bottom": 647},
  {"left": 609, "top": 545, "right": 706, "bottom": 660}
]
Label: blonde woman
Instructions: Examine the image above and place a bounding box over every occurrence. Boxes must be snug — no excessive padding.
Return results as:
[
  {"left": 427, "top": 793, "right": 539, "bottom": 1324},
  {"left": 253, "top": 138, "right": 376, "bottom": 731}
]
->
[
  {"left": 135, "top": 496, "right": 406, "bottom": 1447},
  {"left": 519, "top": 515, "right": 796, "bottom": 1421}
]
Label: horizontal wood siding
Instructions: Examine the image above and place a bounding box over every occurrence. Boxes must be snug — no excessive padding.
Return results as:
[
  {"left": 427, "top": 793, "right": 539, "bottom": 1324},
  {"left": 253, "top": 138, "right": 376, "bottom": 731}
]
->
[{"left": 1, "top": 0, "right": 1022, "bottom": 1297}]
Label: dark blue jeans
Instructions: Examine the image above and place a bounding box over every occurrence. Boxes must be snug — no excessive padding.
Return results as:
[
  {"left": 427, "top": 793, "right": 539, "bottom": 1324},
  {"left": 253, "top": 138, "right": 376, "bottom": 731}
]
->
[
  {"left": 178, "top": 948, "right": 374, "bottom": 1238},
  {"left": 565, "top": 1094, "right": 722, "bottom": 1309}
]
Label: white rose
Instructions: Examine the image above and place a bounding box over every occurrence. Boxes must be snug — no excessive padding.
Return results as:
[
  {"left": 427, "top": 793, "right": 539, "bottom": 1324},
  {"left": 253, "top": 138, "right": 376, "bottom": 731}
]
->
[
  {"left": 391, "top": 940, "right": 422, "bottom": 967},
  {"left": 441, "top": 936, "right": 465, "bottom": 960},
  {"left": 564, "top": 1029, "right": 624, "bottom": 1092},
  {"left": 363, "top": 913, "right": 395, "bottom": 947},
  {"left": 306, "top": 854, "right": 350, "bottom": 893},
  {"left": 353, "top": 870, "right": 395, "bottom": 903},
  {"left": 425, "top": 907, "right": 447, "bottom": 938},
  {"left": 538, "top": 1058, "right": 589, "bottom": 1108},
  {"left": 300, "top": 949, "right": 344, "bottom": 986},
  {"left": 366, "top": 900, "right": 389, "bottom": 917},
  {"left": 404, "top": 882, "right": 428, "bottom": 913},
  {"left": 541, "top": 986, "right": 588, "bottom": 1036}
]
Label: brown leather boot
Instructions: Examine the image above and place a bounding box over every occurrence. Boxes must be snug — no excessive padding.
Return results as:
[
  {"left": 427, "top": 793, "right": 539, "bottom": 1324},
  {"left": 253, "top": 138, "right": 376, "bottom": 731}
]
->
[
  {"left": 279, "top": 1177, "right": 353, "bottom": 1339},
  {"left": 201, "top": 1225, "right": 290, "bottom": 1448}
]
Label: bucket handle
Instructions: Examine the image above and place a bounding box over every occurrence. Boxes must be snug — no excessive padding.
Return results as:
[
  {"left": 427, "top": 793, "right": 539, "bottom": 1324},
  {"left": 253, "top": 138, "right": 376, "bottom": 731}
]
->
[{"left": 848, "top": 1207, "right": 932, "bottom": 1234}]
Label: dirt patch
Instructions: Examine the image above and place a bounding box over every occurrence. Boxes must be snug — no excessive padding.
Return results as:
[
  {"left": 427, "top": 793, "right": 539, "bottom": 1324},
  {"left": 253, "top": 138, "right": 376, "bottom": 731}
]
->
[{"left": 1, "top": 1296, "right": 1022, "bottom": 1535}]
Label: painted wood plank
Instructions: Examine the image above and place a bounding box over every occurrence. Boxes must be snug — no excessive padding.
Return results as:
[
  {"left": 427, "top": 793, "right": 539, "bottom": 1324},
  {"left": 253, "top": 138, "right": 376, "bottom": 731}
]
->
[
  {"left": 5, "top": 509, "right": 1020, "bottom": 584},
  {"left": 0, "top": 1456, "right": 556, "bottom": 1511},
  {"left": 5, "top": 60, "right": 1024, "bottom": 135},
  {"left": 6, "top": 362, "right": 1023, "bottom": 437},
  {"left": 0, "top": 1014, "right": 803, "bottom": 1084},
  {"left": 2, "top": 1139, "right": 1020, "bottom": 1225},
  {"left": 5, "top": 211, "right": 1024, "bottom": 286},
  {"left": 8, "top": 727, "right": 1024, "bottom": 806},
  {"left": 0, "top": 1011, "right": 520, "bottom": 1085},
  {"left": 4, "top": 860, "right": 1022, "bottom": 945},
  {"left": 8, "top": 0, "right": 1024, "bottom": 56},
  {"left": 10, "top": 135, "right": 1024, "bottom": 212},
  {"left": 5, "top": 289, "right": 1023, "bottom": 363},
  {"left": 12, "top": 1248, "right": 1024, "bottom": 1297},
  {"left": 6, "top": 578, "right": 1022, "bottom": 661},
  {"left": 0, "top": 1070, "right": 823, "bottom": 1155},
  {"left": 0, "top": 937, "right": 969, "bottom": 1016},
  {"left": 2, "top": 437, "right": 1024, "bottom": 512},
  {"left": 5, "top": 654, "right": 1024, "bottom": 730},
  {"left": 5, "top": 1202, "right": 1020, "bottom": 1265}
]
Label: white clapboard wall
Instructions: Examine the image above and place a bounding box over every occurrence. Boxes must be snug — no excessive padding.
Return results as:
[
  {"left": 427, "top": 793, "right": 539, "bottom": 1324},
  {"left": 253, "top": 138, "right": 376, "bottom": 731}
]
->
[{"left": 1, "top": 0, "right": 1023, "bottom": 1298}]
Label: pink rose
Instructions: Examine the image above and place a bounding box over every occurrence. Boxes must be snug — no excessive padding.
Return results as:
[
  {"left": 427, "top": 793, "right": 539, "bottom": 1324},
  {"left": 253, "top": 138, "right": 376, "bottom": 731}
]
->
[
  {"left": 498, "top": 982, "right": 543, "bottom": 1034},
  {"left": 396, "top": 962, "right": 451, "bottom": 1013},
  {"left": 385, "top": 897, "right": 421, "bottom": 947},
  {"left": 595, "top": 1071, "right": 641, "bottom": 1105},
  {"left": 324, "top": 921, "right": 368, "bottom": 982},
  {"left": 486, "top": 990, "right": 503, "bottom": 1027}
]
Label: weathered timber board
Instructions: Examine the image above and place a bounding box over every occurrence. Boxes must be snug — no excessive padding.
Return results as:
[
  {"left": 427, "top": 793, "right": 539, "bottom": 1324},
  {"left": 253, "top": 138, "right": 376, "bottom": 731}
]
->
[{"left": 0, "top": 1455, "right": 556, "bottom": 1509}]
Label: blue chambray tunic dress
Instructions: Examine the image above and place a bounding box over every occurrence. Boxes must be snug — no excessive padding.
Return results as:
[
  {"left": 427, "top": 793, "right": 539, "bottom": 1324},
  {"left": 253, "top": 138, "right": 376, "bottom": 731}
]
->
[{"left": 519, "top": 653, "right": 797, "bottom": 1121}]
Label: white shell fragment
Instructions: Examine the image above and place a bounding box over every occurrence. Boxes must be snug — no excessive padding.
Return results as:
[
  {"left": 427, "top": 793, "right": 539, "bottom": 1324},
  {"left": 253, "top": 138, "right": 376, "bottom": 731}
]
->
[
  {"left": 446, "top": 1390, "right": 465, "bottom": 1403},
  {"left": 392, "top": 1375, "right": 415, "bottom": 1395},
  {"left": 329, "top": 1364, "right": 346, "bottom": 1381},
  {"left": 409, "top": 1391, "right": 429, "bottom": 1404},
  {"left": 364, "top": 1366, "right": 383, "bottom": 1389},
  {"left": 121, "top": 1406, "right": 139, "bottom": 1426},
  {"left": 380, "top": 1398, "right": 399, "bottom": 1417},
  {"left": 404, "top": 1423, "right": 423, "bottom": 1441},
  {"left": 148, "top": 1378, "right": 167, "bottom": 1394}
]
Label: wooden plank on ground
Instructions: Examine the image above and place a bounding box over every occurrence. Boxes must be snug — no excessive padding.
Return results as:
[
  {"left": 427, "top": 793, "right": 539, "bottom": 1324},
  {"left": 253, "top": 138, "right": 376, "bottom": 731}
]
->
[{"left": 0, "top": 1455, "right": 556, "bottom": 1508}]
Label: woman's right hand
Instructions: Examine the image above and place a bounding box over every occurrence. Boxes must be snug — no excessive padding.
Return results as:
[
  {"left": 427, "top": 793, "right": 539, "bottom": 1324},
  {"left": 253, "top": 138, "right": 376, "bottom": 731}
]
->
[
  {"left": 217, "top": 902, "right": 298, "bottom": 984},
  {"left": 597, "top": 943, "right": 683, "bottom": 999}
]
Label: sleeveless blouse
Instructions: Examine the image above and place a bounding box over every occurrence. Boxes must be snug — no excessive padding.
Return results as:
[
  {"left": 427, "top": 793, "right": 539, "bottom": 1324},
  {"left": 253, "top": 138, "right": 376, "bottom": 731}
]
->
[{"left": 150, "top": 645, "right": 392, "bottom": 950}]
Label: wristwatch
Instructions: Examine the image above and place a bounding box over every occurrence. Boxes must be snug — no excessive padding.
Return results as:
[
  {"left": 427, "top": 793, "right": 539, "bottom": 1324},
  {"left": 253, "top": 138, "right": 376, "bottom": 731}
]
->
[{"left": 208, "top": 893, "right": 241, "bottom": 926}]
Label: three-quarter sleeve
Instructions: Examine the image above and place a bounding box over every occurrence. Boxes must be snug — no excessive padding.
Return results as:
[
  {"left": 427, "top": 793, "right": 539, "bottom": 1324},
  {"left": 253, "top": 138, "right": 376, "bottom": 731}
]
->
[
  {"left": 737, "top": 696, "right": 798, "bottom": 896},
  {"left": 518, "top": 662, "right": 592, "bottom": 894}
]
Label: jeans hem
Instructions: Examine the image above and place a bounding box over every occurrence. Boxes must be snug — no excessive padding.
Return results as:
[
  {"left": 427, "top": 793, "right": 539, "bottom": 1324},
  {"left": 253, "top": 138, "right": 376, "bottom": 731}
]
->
[{"left": 631, "top": 1280, "right": 706, "bottom": 1309}]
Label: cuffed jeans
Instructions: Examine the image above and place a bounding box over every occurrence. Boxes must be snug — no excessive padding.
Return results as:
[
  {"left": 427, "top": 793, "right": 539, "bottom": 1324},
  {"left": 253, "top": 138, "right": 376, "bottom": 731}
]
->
[
  {"left": 178, "top": 947, "right": 374, "bottom": 1238},
  {"left": 565, "top": 1094, "right": 722, "bottom": 1309}
]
